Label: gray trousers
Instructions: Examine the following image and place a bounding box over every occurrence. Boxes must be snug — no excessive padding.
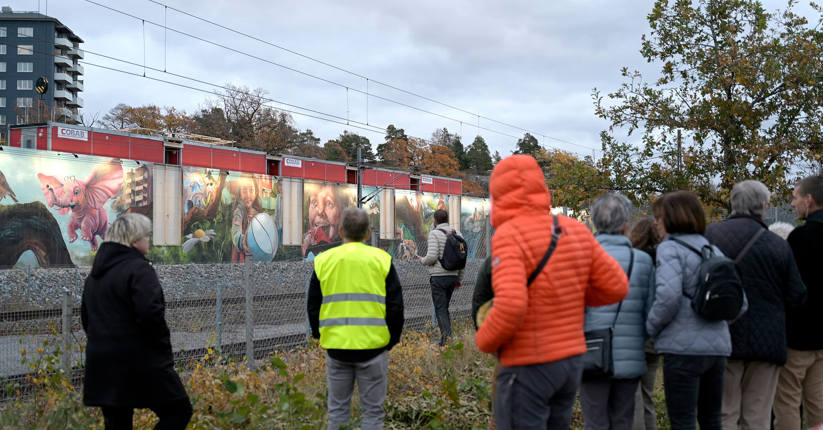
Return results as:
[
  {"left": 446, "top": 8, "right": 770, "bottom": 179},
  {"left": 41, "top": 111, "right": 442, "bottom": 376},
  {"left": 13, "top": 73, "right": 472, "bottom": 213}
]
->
[
  {"left": 580, "top": 377, "right": 640, "bottom": 430},
  {"left": 494, "top": 355, "right": 583, "bottom": 430},
  {"left": 721, "top": 359, "right": 779, "bottom": 430},
  {"left": 633, "top": 353, "right": 660, "bottom": 430},
  {"left": 325, "top": 351, "right": 388, "bottom": 430}
]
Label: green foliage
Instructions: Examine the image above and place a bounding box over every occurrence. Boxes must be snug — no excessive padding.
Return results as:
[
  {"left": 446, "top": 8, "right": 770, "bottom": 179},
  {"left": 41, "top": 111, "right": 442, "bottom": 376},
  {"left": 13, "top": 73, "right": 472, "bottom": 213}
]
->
[
  {"left": 595, "top": 0, "right": 823, "bottom": 209},
  {"left": 513, "top": 133, "right": 543, "bottom": 157},
  {"left": 465, "top": 136, "right": 494, "bottom": 173}
]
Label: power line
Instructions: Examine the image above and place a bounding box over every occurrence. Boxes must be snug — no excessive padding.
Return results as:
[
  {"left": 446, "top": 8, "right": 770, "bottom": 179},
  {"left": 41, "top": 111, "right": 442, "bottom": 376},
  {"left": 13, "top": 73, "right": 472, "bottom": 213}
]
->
[
  {"left": 79, "top": 0, "right": 593, "bottom": 153},
  {"left": 145, "top": 0, "right": 595, "bottom": 152}
]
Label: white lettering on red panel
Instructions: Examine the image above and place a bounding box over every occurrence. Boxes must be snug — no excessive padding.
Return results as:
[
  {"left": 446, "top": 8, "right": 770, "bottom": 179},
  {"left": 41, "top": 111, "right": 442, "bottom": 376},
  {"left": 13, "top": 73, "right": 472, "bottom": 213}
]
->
[
  {"left": 283, "top": 157, "right": 302, "bottom": 168},
  {"left": 57, "top": 127, "right": 88, "bottom": 141},
  {"left": 421, "top": 176, "right": 433, "bottom": 184}
]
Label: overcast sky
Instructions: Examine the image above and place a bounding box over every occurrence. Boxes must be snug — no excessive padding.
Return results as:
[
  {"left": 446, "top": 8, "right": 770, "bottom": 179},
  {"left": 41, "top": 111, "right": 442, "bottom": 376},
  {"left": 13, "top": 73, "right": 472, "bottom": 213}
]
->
[{"left": 7, "top": 0, "right": 818, "bottom": 159}]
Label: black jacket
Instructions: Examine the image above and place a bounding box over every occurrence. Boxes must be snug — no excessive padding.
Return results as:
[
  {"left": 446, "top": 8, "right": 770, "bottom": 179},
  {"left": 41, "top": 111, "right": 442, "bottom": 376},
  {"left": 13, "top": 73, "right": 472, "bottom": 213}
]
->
[
  {"left": 706, "top": 215, "right": 806, "bottom": 364},
  {"left": 81, "top": 242, "right": 187, "bottom": 407},
  {"left": 307, "top": 261, "right": 404, "bottom": 363},
  {"left": 471, "top": 256, "right": 492, "bottom": 330},
  {"left": 787, "top": 209, "right": 823, "bottom": 350}
]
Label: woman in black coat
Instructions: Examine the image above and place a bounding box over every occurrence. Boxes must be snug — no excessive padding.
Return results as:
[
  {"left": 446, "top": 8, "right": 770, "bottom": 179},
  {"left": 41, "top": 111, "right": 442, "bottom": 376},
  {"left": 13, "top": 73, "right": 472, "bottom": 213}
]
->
[{"left": 81, "top": 213, "right": 192, "bottom": 430}]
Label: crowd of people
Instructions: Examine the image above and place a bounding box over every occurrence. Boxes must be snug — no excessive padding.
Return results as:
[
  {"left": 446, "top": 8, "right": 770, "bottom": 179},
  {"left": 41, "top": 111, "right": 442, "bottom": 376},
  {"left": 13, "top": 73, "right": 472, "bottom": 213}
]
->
[{"left": 77, "top": 153, "right": 823, "bottom": 430}]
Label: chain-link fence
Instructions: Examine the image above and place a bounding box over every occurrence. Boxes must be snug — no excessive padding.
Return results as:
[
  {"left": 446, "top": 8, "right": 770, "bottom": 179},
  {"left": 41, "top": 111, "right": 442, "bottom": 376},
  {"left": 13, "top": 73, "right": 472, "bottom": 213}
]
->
[{"left": 0, "top": 259, "right": 483, "bottom": 400}]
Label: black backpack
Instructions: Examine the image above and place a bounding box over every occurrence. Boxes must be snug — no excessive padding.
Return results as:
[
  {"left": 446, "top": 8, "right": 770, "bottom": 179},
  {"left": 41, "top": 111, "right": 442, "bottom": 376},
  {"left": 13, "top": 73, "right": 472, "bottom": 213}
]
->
[
  {"left": 669, "top": 233, "right": 757, "bottom": 321},
  {"left": 436, "top": 228, "right": 468, "bottom": 271}
]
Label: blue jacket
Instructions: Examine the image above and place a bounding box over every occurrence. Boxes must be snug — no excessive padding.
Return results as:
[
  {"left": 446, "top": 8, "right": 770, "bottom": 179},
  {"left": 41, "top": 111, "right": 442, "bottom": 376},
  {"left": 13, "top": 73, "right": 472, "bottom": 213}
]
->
[
  {"left": 646, "top": 233, "right": 737, "bottom": 356},
  {"left": 584, "top": 234, "right": 655, "bottom": 378}
]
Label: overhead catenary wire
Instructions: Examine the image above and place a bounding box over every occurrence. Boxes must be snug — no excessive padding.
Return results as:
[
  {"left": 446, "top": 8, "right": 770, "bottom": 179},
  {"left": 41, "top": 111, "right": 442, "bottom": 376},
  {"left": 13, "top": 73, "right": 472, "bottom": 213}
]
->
[
  {"left": 143, "top": 0, "right": 595, "bottom": 152},
  {"left": 78, "top": 0, "right": 591, "bottom": 152}
]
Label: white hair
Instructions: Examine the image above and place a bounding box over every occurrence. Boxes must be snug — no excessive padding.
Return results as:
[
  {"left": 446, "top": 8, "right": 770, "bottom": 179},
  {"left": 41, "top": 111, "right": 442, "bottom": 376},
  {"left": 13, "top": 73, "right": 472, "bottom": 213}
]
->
[
  {"left": 731, "top": 180, "right": 771, "bottom": 217},
  {"left": 106, "top": 213, "right": 152, "bottom": 246},
  {"left": 768, "top": 222, "right": 795, "bottom": 240}
]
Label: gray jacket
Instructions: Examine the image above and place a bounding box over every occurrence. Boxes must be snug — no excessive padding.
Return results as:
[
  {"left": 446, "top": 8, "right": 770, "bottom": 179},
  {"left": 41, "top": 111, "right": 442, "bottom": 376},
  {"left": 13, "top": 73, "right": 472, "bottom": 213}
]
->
[
  {"left": 646, "top": 233, "right": 737, "bottom": 356},
  {"left": 584, "top": 234, "right": 655, "bottom": 378},
  {"left": 420, "top": 223, "right": 464, "bottom": 281}
]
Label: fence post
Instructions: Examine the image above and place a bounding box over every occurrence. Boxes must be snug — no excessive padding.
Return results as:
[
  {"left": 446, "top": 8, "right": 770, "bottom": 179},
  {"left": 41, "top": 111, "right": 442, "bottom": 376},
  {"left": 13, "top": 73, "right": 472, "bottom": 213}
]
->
[
  {"left": 61, "top": 288, "right": 71, "bottom": 376},
  {"left": 216, "top": 282, "right": 223, "bottom": 355},
  {"left": 486, "top": 211, "right": 492, "bottom": 257},
  {"left": 244, "top": 262, "right": 255, "bottom": 369}
]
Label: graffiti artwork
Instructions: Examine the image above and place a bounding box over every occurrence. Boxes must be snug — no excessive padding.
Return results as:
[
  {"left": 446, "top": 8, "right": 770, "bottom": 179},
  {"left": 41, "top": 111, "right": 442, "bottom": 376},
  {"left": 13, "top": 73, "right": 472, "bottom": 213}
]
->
[
  {"left": 0, "top": 147, "right": 151, "bottom": 267},
  {"left": 460, "top": 196, "right": 490, "bottom": 258},
  {"left": 170, "top": 167, "right": 279, "bottom": 264},
  {"left": 301, "top": 182, "right": 356, "bottom": 259},
  {"left": 393, "top": 191, "right": 449, "bottom": 260}
]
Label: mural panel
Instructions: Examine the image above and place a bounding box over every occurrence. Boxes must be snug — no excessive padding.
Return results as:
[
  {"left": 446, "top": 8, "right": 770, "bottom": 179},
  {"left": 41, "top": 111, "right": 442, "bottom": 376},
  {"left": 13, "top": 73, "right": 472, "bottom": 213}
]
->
[
  {"left": 156, "top": 167, "right": 279, "bottom": 264},
  {"left": 0, "top": 147, "right": 151, "bottom": 267},
  {"left": 301, "top": 181, "right": 357, "bottom": 260},
  {"left": 460, "top": 196, "right": 490, "bottom": 258},
  {"left": 393, "top": 191, "right": 449, "bottom": 260}
]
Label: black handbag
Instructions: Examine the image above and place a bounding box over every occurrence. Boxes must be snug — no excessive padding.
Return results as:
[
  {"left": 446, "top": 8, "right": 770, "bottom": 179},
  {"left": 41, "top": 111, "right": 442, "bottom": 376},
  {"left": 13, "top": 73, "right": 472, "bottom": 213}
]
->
[{"left": 582, "top": 247, "right": 634, "bottom": 380}]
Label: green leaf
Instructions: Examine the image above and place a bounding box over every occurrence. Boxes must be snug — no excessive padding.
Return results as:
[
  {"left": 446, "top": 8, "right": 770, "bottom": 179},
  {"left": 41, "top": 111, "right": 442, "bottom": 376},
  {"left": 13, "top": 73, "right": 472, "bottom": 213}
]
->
[
  {"left": 270, "top": 356, "right": 287, "bottom": 369},
  {"left": 223, "top": 378, "right": 238, "bottom": 394}
]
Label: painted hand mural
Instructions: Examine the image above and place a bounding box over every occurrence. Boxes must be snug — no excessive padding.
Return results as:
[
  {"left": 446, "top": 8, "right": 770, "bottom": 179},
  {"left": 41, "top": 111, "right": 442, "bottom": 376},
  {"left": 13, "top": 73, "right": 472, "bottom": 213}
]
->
[{"left": 36, "top": 160, "right": 124, "bottom": 250}]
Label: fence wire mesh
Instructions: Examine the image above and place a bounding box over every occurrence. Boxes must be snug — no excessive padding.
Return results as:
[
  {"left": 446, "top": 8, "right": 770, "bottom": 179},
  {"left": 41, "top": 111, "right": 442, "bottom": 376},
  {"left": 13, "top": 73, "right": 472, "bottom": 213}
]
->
[{"left": 0, "top": 259, "right": 483, "bottom": 400}]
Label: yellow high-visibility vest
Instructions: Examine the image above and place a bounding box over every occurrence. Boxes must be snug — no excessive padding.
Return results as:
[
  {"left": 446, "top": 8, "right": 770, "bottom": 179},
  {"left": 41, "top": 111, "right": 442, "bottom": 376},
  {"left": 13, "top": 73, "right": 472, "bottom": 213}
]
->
[{"left": 314, "top": 241, "right": 392, "bottom": 350}]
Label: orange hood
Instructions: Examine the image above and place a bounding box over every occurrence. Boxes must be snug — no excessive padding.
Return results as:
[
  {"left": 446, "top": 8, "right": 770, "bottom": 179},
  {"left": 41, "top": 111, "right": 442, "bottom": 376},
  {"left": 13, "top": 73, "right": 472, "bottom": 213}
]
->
[{"left": 489, "top": 155, "right": 551, "bottom": 228}]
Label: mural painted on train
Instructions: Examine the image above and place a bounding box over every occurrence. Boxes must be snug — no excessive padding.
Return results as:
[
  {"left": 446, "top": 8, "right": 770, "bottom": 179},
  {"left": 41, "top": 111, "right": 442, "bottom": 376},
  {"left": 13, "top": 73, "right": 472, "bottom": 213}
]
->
[{"left": 0, "top": 146, "right": 151, "bottom": 267}]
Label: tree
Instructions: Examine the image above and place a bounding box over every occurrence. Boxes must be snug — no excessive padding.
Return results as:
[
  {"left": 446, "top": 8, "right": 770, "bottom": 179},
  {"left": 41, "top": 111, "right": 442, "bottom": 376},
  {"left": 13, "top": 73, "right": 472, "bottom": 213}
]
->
[
  {"left": 465, "top": 135, "right": 493, "bottom": 173},
  {"left": 534, "top": 149, "right": 607, "bottom": 214},
  {"left": 333, "top": 131, "right": 374, "bottom": 162},
  {"left": 377, "top": 124, "right": 408, "bottom": 164},
  {"left": 420, "top": 143, "right": 461, "bottom": 177},
  {"left": 513, "top": 133, "right": 542, "bottom": 157},
  {"left": 594, "top": 0, "right": 823, "bottom": 210},
  {"left": 492, "top": 150, "right": 502, "bottom": 165},
  {"left": 431, "top": 128, "right": 467, "bottom": 170},
  {"left": 100, "top": 103, "right": 132, "bottom": 129},
  {"left": 190, "top": 105, "right": 232, "bottom": 140},
  {"left": 323, "top": 140, "right": 349, "bottom": 162},
  {"left": 286, "top": 129, "right": 324, "bottom": 158}
]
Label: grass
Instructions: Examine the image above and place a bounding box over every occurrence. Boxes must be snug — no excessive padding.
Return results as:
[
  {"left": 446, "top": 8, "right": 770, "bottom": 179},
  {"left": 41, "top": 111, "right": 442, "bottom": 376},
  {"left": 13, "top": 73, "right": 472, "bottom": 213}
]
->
[{"left": 0, "top": 322, "right": 674, "bottom": 429}]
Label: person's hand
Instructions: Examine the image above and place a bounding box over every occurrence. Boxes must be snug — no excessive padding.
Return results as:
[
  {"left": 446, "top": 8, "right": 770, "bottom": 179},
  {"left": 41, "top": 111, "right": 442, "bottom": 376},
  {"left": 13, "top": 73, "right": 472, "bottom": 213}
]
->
[{"left": 417, "top": 255, "right": 423, "bottom": 263}]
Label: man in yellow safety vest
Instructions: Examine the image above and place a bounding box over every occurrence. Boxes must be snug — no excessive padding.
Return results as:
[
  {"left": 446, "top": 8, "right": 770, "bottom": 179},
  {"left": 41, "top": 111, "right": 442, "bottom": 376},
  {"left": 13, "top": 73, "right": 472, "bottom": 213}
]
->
[{"left": 307, "top": 207, "right": 404, "bottom": 430}]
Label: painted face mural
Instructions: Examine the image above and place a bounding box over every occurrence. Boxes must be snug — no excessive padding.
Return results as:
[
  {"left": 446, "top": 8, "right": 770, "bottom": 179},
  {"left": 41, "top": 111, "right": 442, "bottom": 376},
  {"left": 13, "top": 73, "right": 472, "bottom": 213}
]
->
[{"left": 302, "top": 182, "right": 356, "bottom": 259}]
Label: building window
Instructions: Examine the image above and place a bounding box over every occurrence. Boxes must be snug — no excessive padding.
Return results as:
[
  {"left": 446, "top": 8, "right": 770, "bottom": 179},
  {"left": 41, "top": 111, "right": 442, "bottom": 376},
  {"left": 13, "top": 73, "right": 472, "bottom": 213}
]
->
[
  {"left": 17, "top": 97, "right": 32, "bottom": 108},
  {"left": 17, "top": 45, "right": 33, "bottom": 55},
  {"left": 0, "top": 62, "right": 5, "bottom": 73},
  {"left": 0, "top": 27, "right": 6, "bottom": 37},
  {"left": 17, "top": 62, "right": 32, "bottom": 73},
  {"left": 17, "top": 27, "right": 33, "bottom": 38},
  {"left": 0, "top": 115, "right": 5, "bottom": 126},
  {"left": 0, "top": 45, "right": 5, "bottom": 55},
  {"left": 0, "top": 80, "right": 5, "bottom": 90},
  {"left": 17, "top": 80, "right": 32, "bottom": 90},
  {"left": 0, "top": 97, "right": 5, "bottom": 107}
]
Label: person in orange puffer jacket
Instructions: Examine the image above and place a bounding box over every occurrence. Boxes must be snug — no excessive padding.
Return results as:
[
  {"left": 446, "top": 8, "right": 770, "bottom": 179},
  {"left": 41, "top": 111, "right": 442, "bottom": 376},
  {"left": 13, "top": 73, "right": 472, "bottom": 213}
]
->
[{"left": 476, "top": 154, "right": 629, "bottom": 430}]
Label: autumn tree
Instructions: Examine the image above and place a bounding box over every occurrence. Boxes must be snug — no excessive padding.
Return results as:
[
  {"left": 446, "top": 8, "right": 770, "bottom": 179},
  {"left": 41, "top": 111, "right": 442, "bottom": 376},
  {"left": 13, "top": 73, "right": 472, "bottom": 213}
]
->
[
  {"left": 324, "top": 140, "right": 349, "bottom": 162},
  {"left": 431, "top": 128, "right": 467, "bottom": 170},
  {"left": 420, "top": 143, "right": 461, "bottom": 177},
  {"left": 101, "top": 104, "right": 192, "bottom": 135},
  {"left": 377, "top": 124, "right": 409, "bottom": 164},
  {"left": 465, "top": 135, "right": 493, "bottom": 173},
  {"left": 594, "top": 0, "right": 823, "bottom": 210},
  {"left": 535, "top": 149, "right": 607, "bottom": 214},
  {"left": 190, "top": 105, "right": 232, "bottom": 140}
]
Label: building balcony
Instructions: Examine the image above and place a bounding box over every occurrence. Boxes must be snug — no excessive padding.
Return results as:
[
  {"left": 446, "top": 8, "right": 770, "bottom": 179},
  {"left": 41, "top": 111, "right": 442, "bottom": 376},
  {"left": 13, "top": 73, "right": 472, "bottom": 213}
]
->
[
  {"left": 66, "top": 80, "right": 84, "bottom": 91},
  {"left": 54, "top": 89, "right": 72, "bottom": 100},
  {"left": 67, "top": 63, "right": 84, "bottom": 75},
  {"left": 67, "top": 96, "right": 84, "bottom": 108},
  {"left": 68, "top": 48, "right": 84, "bottom": 59},
  {"left": 54, "top": 36, "right": 72, "bottom": 49},
  {"left": 54, "top": 55, "right": 72, "bottom": 68},
  {"left": 54, "top": 71, "right": 72, "bottom": 83}
]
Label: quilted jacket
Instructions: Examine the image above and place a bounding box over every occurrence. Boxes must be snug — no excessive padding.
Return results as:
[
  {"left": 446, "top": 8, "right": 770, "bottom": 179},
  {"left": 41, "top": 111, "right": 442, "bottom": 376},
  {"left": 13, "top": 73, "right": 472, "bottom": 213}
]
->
[
  {"left": 584, "top": 234, "right": 655, "bottom": 378},
  {"left": 706, "top": 215, "right": 806, "bottom": 364},
  {"left": 646, "top": 233, "right": 738, "bottom": 356},
  {"left": 475, "top": 155, "right": 629, "bottom": 367}
]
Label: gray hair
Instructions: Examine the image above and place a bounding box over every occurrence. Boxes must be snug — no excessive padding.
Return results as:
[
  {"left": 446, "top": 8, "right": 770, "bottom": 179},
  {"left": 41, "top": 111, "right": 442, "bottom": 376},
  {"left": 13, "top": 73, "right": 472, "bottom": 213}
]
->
[
  {"left": 768, "top": 221, "right": 795, "bottom": 240},
  {"left": 591, "top": 193, "right": 632, "bottom": 235},
  {"left": 106, "top": 213, "right": 152, "bottom": 247},
  {"left": 730, "top": 180, "right": 770, "bottom": 217},
  {"left": 340, "top": 207, "right": 369, "bottom": 241}
]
